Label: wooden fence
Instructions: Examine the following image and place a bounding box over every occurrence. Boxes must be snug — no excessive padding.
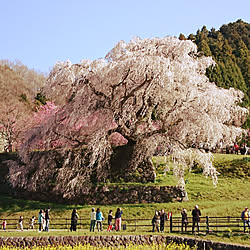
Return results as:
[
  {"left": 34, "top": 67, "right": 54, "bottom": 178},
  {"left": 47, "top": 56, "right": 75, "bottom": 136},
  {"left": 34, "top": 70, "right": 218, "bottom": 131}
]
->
[
  {"left": 170, "top": 216, "right": 247, "bottom": 233},
  {"left": 0, "top": 216, "right": 248, "bottom": 233}
]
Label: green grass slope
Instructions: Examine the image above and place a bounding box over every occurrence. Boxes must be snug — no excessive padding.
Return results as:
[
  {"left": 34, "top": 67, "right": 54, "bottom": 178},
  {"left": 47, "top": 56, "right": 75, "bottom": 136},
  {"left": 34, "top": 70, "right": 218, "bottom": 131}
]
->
[
  {"left": 0, "top": 154, "right": 249, "bottom": 245},
  {"left": 0, "top": 154, "right": 249, "bottom": 218}
]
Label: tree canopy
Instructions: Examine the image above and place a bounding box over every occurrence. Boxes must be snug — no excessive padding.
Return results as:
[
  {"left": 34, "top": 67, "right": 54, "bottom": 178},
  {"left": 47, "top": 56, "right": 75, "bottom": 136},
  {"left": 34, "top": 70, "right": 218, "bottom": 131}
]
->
[
  {"left": 9, "top": 36, "right": 247, "bottom": 200},
  {"left": 2, "top": 20, "right": 249, "bottom": 201}
]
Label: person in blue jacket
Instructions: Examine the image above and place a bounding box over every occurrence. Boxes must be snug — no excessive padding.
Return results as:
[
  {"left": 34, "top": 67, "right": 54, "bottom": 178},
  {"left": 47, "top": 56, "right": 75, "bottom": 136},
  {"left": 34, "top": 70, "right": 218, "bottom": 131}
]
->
[{"left": 96, "top": 208, "right": 104, "bottom": 232}]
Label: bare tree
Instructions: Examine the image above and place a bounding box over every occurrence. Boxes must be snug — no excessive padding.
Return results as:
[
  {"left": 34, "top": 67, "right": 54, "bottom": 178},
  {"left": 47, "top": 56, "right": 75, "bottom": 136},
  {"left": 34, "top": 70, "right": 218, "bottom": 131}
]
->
[
  {"left": 0, "top": 62, "right": 47, "bottom": 151},
  {"left": 10, "top": 37, "right": 248, "bottom": 199}
]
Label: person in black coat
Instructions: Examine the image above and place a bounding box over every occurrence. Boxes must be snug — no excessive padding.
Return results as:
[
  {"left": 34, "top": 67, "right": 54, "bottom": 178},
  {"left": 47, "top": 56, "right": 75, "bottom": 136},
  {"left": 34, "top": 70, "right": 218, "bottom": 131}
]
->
[
  {"left": 152, "top": 211, "right": 159, "bottom": 232},
  {"left": 181, "top": 208, "right": 188, "bottom": 233},
  {"left": 45, "top": 208, "right": 50, "bottom": 232},
  {"left": 192, "top": 205, "right": 201, "bottom": 233},
  {"left": 160, "top": 209, "right": 167, "bottom": 232},
  {"left": 70, "top": 208, "right": 79, "bottom": 232}
]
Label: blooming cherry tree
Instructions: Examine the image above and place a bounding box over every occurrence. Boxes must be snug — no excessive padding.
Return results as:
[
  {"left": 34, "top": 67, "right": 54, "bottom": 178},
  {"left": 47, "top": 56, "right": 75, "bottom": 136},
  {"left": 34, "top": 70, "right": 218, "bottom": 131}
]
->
[{"left": 10, "top": 37, "right": 248, "bottom": 199}]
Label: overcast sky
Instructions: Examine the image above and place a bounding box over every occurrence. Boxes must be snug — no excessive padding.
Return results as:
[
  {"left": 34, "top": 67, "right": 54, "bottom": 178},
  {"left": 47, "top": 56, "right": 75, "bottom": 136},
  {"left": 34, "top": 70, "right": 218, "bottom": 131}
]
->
[{"left": 0, "top": 0, "right": 249, "bottom": 72}]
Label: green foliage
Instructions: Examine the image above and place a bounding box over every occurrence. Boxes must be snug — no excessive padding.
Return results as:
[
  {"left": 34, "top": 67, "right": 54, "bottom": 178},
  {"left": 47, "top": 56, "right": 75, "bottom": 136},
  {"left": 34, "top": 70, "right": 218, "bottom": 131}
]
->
[
  {"left": 35, "top": 92, "right": 47, "bottom": 105},
  {"left": 242, "top": 114, "right": 250, "bottom": 129},
  {"left": 198, "top": 39, "right": 212, "bottom": 56},
  {"left": 188, "top": 19, "right": 250, "bottom": 110}
]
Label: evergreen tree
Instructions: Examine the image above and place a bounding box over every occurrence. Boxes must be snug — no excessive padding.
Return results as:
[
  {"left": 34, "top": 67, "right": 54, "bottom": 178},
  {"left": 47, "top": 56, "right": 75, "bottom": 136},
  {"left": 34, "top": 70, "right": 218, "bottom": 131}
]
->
[
  {"left": 188, "top": 20, "right": 250, "bottom": 111},
  {"left": 188, "top": 34, "right": 195, "bottom": 41},
  {"left": 179, "top": 33, "right": 186, "bottom": 40},
  {"left": 198, "top": 39, "right": 212, "bottom": 56}
]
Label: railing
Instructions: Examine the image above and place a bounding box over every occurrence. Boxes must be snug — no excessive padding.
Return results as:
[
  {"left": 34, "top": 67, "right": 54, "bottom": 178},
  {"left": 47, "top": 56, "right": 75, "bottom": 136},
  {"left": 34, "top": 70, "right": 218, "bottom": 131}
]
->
[
  {"left": 1, "top": 217, "right": 154, "bottom": 231},
  {"left": 0, "top": 216, "right": 247, "bottom": 233},
  {"left": 170, "top": 216, "right": 245, "bottom": 233}
]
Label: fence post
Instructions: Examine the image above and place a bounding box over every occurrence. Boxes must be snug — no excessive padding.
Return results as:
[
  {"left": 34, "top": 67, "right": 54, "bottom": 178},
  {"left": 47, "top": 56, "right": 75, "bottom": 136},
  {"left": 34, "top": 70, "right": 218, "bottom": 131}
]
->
[
  {"left": 170, "top": 215, "right": 173, "bottom": 233},
  {"left": 206, "top": 216, "right": 209, "bottom": 234}
]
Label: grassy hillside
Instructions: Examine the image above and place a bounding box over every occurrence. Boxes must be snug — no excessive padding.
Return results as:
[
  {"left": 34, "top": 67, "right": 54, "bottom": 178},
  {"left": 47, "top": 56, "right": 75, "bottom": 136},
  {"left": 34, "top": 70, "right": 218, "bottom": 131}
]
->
[
  {"left": 0, "top": 154, "right": 249, "bottom": 219},
  {"left": 153, "top": 154, "right": 250, "bottom": 202},
  {"left": 0, "top": 154, "right": 249, "bottom": 245}
]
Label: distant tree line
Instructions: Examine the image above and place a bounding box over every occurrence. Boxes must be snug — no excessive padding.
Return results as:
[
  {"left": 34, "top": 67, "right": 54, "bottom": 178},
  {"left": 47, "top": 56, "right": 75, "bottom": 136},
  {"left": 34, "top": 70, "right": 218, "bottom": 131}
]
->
[{"left": 179, "top": 19, "right": 249, "bottom": 127}]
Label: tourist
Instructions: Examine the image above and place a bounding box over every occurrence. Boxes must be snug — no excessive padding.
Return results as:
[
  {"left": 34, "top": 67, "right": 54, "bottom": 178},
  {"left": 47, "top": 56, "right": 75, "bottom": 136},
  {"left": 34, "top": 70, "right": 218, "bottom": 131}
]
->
[
  {"left": 45, "top": 208, "right": 50, "bottom": 232},
  {"left": 240, "top": 144, "right": 248, "bottom": 155},
  {"left": 115, "top": 208, "right": 123, "bottom": 231},
  {"left": 157, "top": 211, "right": 161, "bottom": 230},
  {"left": 107, "top": 210, "right": 113, "bottom": 232},
  {"left": 70, "top": 208, "right": 79, "bottom": 232},
  {"left": 192, "top": 205, "right": 201, "bottom": 233},
  {"left": 160, "top": 209, "right": 167, "bottom": 232},
  {"left": 90, "top": 208, "right": 96, "bottom": 232},
  {"left": 152, "top": 210, "right": 159, "bottom": 232},
  {"left": 38, "top": 209, "right": 44, "bottom": 232},
  {"left": 2, "top": 220, "right": 7, "bottom": 231},
  {"left": 244, "top": 144, "right": 249, "bottom": 155},
  {"left": 29, "top": 216, "right": 35, "bottom": 230},
  {"left": 42, "top": 210, "right": 46, "bottom": 231},
  {"left": 219, "top": 139, "right": 223, "bottom": 153},
  {"left": 19, "top": 216, "right": 23, "bottom": 231},
  {"left": 181, "top": 208, "right": 188, "bottom": 233},
  {"left": 96, "top": 208, "right": 104, "bottom": 232},
  {"left": 234, "top": 143, "right": 239, "bottom": 154},
  {"left": 241, "top": 207, "right": 250, "bottom": 233}
]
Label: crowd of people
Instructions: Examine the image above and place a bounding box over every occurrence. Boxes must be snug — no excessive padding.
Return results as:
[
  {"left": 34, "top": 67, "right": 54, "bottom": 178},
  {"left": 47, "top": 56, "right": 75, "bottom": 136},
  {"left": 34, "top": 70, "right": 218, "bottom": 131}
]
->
[
  {"left": 88, "top": 207, "right": 124, "bottom": 232},
  {"left": 1, "top": 208, "right": 50, "bottom": 232},
  {"left": 190, "top": 141, "right": 249, "bottom": 155},
  {"left": 151, "top": 205, "right": 201, "bottom": 234},
  {"left": 152, "top": 205, "right": 250, "bottom": 234},
  {"left": 2, "top": 205, "right": 249, "bottom": 233},
  {"left": 225, "top": 143, "right": 249, "bottom": 155},
  {"left": 38, "top": 208, "right": 50, "bottom": 232},
  {"left": 151, "top": 209, "right": 167, "bottom": 232},
  {"left": 70, "top": 207, "right": 123, "bottom": 232}
]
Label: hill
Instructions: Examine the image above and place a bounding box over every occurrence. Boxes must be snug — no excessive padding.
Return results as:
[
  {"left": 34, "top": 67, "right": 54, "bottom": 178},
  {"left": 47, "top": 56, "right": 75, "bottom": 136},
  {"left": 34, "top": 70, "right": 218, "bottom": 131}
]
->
[
  {"left": 0, "top": 153, "right": 249, "bottom": 210},
  {"left": 180, "top": 19, "right": 250, "bottom": 127},
  {"left": 0, "top": 154, "right": 249, "bottom": 247},
  {"left": 0, "top": 61, "right": 46, "bottom": 152}
]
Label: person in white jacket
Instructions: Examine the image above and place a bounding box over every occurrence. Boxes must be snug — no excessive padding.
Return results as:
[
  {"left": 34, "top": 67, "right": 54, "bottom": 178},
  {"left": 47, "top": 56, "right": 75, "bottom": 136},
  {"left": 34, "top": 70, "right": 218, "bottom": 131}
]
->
[{"left": 90, "top": 208, "right": 96, "bottom": 232}]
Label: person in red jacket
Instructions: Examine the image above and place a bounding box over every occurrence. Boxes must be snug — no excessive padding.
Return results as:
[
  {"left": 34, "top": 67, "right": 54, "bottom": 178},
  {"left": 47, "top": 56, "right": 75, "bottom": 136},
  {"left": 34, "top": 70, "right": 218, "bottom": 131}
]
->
[
  {"left": 234, "top": 143, "right": 239, "bottom": 154},
  {"left": 2, "top": 220, "right": 7, "bottom": 231}
]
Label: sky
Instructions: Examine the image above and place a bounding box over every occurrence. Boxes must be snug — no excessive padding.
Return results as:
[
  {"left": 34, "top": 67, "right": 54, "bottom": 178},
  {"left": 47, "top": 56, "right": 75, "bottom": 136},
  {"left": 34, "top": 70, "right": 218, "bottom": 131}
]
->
[{"left": 0, "top": 0, "right": 249, "bottom": 73}]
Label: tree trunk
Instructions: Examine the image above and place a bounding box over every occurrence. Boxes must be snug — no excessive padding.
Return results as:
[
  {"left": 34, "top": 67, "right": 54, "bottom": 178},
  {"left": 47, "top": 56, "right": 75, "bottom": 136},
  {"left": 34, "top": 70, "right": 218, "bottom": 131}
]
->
[{"left": 109, "top": 140, "right": 156, "bottom": 183}]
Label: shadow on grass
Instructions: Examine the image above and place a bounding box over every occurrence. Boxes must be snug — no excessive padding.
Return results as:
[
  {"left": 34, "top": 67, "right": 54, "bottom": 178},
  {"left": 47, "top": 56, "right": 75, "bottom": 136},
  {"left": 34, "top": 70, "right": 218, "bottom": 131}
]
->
[
  {"left": 0, "top": 194, "right": 84, "bottom": 215},
  {"left": 215, "top": 157, "right": 250, "bottom": 178}
]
